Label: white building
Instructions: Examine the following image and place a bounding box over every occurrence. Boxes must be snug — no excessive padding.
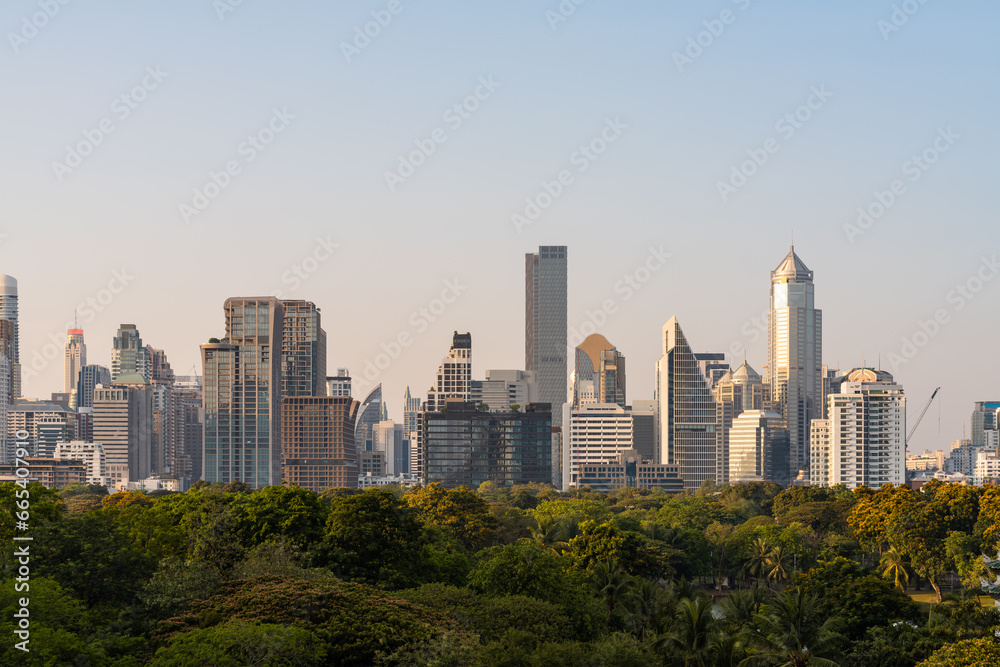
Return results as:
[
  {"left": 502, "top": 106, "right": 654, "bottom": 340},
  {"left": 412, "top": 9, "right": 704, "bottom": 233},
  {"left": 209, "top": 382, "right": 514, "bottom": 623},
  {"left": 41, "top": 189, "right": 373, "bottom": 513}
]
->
[
  {"left": 974, "top": 450, "right": 1000, "bottom": 486},
  {"left": 471, "top": 369, "right": 537, "bottom": 411},
  {"left": 326, "top": 369, "right": 352, "bottom": 398},
  {"left": 809, "top": 368, "right": 905, "bottom": 489},
  {"left": 562, "top": 402, "right": 633, "bottom": 490},
  {"left": 53, "top": 441, "right": 108, "bottom": 485},
  {"left": 374, "top": 420, "right": 407, "bottom": 475},
  {"left": 729, "top": 410, "right": 790, "bottom": 484}
]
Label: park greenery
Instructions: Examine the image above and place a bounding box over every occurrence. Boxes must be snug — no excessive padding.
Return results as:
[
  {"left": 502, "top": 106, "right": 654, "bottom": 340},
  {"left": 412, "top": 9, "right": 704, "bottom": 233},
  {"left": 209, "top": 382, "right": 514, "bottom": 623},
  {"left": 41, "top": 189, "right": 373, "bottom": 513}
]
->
[{"left": 3, "top": 478, "right": 1000, "bottom": 665}]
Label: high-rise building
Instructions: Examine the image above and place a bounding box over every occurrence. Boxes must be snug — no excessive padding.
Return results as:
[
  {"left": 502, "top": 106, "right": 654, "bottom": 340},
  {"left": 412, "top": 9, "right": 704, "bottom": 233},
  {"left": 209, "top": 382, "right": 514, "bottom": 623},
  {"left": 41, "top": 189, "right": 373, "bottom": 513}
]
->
[
  {"left": 403, "top": 386, "right": 421, "bottom": 472},
  {"left": 809, "top": 368, "right": 905, "bottom": 489},
  {"left": 728, "top": 410, "right": 790, "bottom": 484},
  {"left": 655, "top": 317, "right": 719, "bottom": 489},
  {"left": 7, "top": 399, "right": 79, "bottom": 461},
  {"left": 425, "top": 332, "right": 472, "bottom": 412},
  {"left": 64, "top": 329, "right": 86, "bottom": 394},
  {"left": 148, "top": 347, "right": 175, "bottom": 385},
  {"left": 354, "top": 384, "right": 384, "bottom": 454},
  {"left": 112, "top": 324, "right": 150, "bottom": 382},
  {"left": 562, "top": 402, "right": 634, "bottom": 489},
  {"left": 0, "top": 354, "right": 8, "bottom": 463},
  {"left": 0, "top": 276, "right": 20, "bottom": 398},
  {"left": 695, "top": 353, "right": 730, "bottom": 389},
  {"left": 281, "top": 396, "right": 359, "bottom": 491},
  {"left": 470, "top": 369, "right": 537, "bottom": 412},
  {"left": 422, "top": 401, "right": 552, "bottom": 489},
  {"left": 573, "top": 334, "right": 626, "bottom": 408},
  {"left": 173, "top": 376, "right": 203, "bottom": 483},
  {"left": 280, "top": 300, "right": 327, "bottom": 398},
  {"left": 327, "top": 368, "right": 352, "bottom": 397},
  {"left": 526, "top": 245, "right": 567, "bottom": 484},
  {"left": 94, "top": 379, "right": 153, "bottom": 487},
  {"left": 0, "top": 320, "right": 15, "bottom": 405},
  {"left": 76, "top": 365, "right": 111, "bottom": 411},
  {"left": 202, "top": 297, "right": 284, "bottom": 488},
  {"left": 713, "top": 361, "right": 766, "bottom": 483},
  {"left": 374, "top": 420, "right": 408, "bottom": 475},
  {"left": 767, "top": 245, "right": 823, "bottom": 480},
  {"left": 971, "top": 402, "right": 1000, "bottom": 448},
  {"left": 630, "top": 400, "right": 656, "bottom": 463}
]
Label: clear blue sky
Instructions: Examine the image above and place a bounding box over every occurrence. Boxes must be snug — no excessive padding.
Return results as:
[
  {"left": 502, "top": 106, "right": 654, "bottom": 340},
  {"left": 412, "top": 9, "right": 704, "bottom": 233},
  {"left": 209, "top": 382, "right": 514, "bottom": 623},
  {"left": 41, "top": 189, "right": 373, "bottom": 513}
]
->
[{"left": 2, "top": 0, "right": 997, "bottom": 453}]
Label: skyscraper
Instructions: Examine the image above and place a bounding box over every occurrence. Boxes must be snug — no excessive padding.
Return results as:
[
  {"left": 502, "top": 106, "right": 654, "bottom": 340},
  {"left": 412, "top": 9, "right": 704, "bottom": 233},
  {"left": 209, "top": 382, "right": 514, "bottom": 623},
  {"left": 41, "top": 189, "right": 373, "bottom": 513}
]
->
[
  {"left": 76, "top": 365, "right": 111, "bottom": 410},
  {"left": 94, "top": 381, "right": 153, "bottom": 487},
  {"left": 729, "top": 410, "right": 790, "bottom": 484},
  {"left": 526, "top": 246, "right": 567, "bottom": 487},
  {"left": 971, "top": 402, "right": 1000, "bottom": 448},
  {"left": 403, "top": 386, "right": 421, "bottom": 473},
  {"left": 327, "top": 368, "right": 352, "bottom": 397},
  {"left": 425, "top": 332, "right": 472, "bottom": 412},
  {"left": 64, "top": 329, "right": 86, "bottom": 394},
  {"left": 767, "top": 245, "right": 822, "bottom": 480},
  {"left": 280, "top": 300, "right": 327, "bottom": 398},
  {"left": 0, "top": 275, "right": 20, "bottom": 399},
  {"left": 573, "top": 334, "right": 626, "bottom": 408},
  {"left": 354, "top": 384, "right": 384, "bottom": 454},
  {"left": 281, "top": 395, "right": 359, "bottom": 491},
  {"left": 201, "top": 297, "right": 284, "bottom": 488},
  {"left": 112, "top": 324, "right": 150, "bottom": 382},
  {"left": 655, "top": 317, "right": 719, "bottom": 489},
  {"left": 713, "top": 361, "right": 766, "bottom": 483},
  {"left": 810, "top": 368, "right": 905, "bottom": 489}
]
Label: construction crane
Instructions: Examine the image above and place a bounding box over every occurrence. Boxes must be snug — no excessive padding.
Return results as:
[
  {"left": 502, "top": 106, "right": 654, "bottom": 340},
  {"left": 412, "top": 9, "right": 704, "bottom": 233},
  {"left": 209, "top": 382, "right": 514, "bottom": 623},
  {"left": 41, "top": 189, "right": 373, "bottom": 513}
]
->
[{"left": 906, "top": 387, "right": 940, "bottom": 445}]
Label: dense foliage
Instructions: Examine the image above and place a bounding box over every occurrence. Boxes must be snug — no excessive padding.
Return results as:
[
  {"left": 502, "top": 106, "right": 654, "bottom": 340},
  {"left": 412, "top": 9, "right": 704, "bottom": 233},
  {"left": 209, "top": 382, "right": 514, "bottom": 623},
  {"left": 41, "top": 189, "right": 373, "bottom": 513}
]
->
[{"left": 3, "top": 478, "right": 1000, "bottom": 665}]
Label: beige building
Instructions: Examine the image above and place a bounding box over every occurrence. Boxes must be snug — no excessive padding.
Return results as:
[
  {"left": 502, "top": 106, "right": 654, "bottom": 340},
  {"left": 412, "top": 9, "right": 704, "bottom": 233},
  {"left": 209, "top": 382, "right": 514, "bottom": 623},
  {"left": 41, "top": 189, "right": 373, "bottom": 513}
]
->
[{"left": 281, "top": 396, "right": 359, "bottom": 491}]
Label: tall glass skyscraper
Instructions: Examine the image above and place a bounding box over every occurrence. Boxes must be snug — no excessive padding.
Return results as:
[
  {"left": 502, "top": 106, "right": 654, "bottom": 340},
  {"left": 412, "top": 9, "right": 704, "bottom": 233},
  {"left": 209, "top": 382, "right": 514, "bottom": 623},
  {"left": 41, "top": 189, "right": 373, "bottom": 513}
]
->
[
  {"left": 112, "top": 324, "right": 150, "bottom": 382},
  {"left": 655, "top": 316, "right": 719, "bottom": 489},
  {"left": 767, "top": 245, "right": 823, "bottom": 480},
  {"left": 526, "top": 246, "right": 567, "bottom": 486},
  {"left": 64, "top": 329, "right": 86, "bottom": 394},
  {"left": 0, "top": 275, "right": 20, "bottom": 398}
]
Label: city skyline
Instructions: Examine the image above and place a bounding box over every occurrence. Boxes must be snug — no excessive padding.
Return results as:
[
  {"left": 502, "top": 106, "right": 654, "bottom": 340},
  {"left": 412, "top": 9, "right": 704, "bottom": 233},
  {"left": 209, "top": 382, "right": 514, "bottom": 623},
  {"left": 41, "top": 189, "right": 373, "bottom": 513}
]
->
[
  {"left": 4, "top": 1, "right": 997, "bottom": 457},
  {"left": 6, "top": 236, "right": 993, "bottom": 456}
]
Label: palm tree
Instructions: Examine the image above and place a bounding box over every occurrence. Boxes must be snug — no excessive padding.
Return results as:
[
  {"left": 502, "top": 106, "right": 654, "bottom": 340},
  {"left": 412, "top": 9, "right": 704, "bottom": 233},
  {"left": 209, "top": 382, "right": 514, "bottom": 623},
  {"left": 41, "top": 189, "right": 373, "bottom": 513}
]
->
[
  {"left": 748, "top": 587, "right": 845, "bottom": 667},
  {"left": 765, "top": 545, "right": 792, "bottom": 588},
  {"left": 654, "top": 597, "right": 718, "bottom": 667},
  {"left": 592, "top": 557, "right": 631, "bottom": 621},
  {"left": 744, "top": 538, "right": 773, "bottom": 586},
  {"left": 719, "top": 587, "right": 764, "bottom": 633},
  {"left": 624, "top": 579, "right": 674, "bottom": 641},
  {"left": 879, "top": 547, "right": 910, "bottom": 592},
  {"left": 527, "top": 515, "right": 567, "bottom": 554}
]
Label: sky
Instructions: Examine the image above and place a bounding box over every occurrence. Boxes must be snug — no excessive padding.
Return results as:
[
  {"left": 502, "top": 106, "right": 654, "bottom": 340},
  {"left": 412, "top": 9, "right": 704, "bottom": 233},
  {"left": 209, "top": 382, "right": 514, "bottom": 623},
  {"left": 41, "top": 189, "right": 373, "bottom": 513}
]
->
[{"left": 2, "top": 0, "right": 998, "bottom": 454}]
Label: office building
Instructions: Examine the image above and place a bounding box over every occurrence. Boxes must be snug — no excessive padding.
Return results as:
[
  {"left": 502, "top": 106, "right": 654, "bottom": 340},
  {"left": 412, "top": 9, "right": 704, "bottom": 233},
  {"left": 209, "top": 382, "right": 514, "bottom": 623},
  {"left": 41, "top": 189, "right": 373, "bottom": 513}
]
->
[
  {"left": 422, "top": 401, "right": 552, "bottom": 489},
  {"left": 576, "top": 448, "right": 684, "bottom": 493},
  {"left": 148, "top": 347, "right": 176, "bottom": 385},
  {"left": 767, "top": 245, "right": 823, "bottom": 480},
  {"left": 562, "top": 402, "right": 634, "bottom": 489},
  {"left": 573, "top": 334, "right": 626, "bottom": 408},
  {"left": 327, "top": 369, "right": 352, "bottom": 398},
  {"left": 112, "top": 324, "right": 150, "bottom": 382},
  {"left": 374, "top": 420, "right": 407, "bottom": 475},
  {"left": 173, "top": 376, "right": 203, "bottom": 483},
  {"left": 0, "top": 276, "right": 20, "bottom": 398},
  {"left": 470, "top": 369, "right": 537, "bottom": 412},
  {"left": 94, "top": 379, "right": 153, "bottom": 487},
  {"left": 695, "top": 353, "right": 730, "bottom": 389},
  {"left": 0, "top": 320, "right": 15, "bottom": 404},
  {"left": 281, "top": 396, "right": 359, "bottom": 492},
  {"left": 526, "top": 245, "right": 567, "bottom": 484},
  {"left": 971, "top": 402, "right": 1000, "bottom": 448},
  {"left": 425, "top": 332, "right": 472, "bottom": 412},
  {"left": 809, "top": 368, "right": 905, "bottom": 489},
  {"left": 53, "top": 441, "right": 108, "bottom": 485},
  {"left": 0, "top": 458, "right": 85, "bottom": 488},
  {"left": 280, "top": 300, "right": 327, "bottom": 398},
  {"left": 944, "top": 440, "right": 983, "bottom": 477},
  {"left": 655, "top": 317, "right": 719, "bottom": 489},
  {"left": 359, "top": 450, "right": 386, "bottom": 477},
  {"left": 974, "top": 450, "right": 1000, "bottom": 486},
  {"left": 76, "top": 365, "right": 111, "bottom": 411},
  {"left": 354, "top": 384, "right": 385, "bottom": 454},
  {"left": 630, "top": 400, "right": 656, "bottom": 463},
  {"left": 714, "top": 361, "right": 766, "bottom": 483},
  {"left": 7, "top": 399, "right": 79, "bottom": 461},
  {"left": 728, "top": 410, "right": 790, "bottom": 484},
  {"left": 64, "top": 329, "right": 86, "bottom": 394}
]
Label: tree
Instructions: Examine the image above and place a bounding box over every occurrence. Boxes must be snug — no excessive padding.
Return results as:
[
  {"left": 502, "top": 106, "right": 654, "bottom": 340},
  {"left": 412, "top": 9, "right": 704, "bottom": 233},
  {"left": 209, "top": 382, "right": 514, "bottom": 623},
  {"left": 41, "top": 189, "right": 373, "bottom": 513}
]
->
[
  {"left": 917, "top": 637, "right": 1000, "bottom": 666},
  {"left": 403, "top": 483, "right": 498, "bottom": 551},
  {"left": 880, "top": 546, "right": 910, "bottom": 591},
  {"left": 750, "top": 587, "right": 845, "bottom": 667},
  {"left": 567, "top": 520, "right": 674, "bottom": 579},
  {"left": 765, "top": 544, "right": 792, "bottom": 587},
  {"left": 744, "top": 537, "right": 773, "bottom": 584},
  {"left": 321, "top": 488, "right": 423, "bottom": 587},
  {"left": 705, "top": 522, "right": 734, "bottom": 590},
  {"left": 237, "top": 484, "right": 328, "bottom": 550},
  {"left": 654, "top": 597, "right": 718, "bottom": 666},
  {"left": 149, "top": 620, "right": 327, "bottom": 666},
  {"left": 591, "top": 557, "right": 631, "bottom": 621}
]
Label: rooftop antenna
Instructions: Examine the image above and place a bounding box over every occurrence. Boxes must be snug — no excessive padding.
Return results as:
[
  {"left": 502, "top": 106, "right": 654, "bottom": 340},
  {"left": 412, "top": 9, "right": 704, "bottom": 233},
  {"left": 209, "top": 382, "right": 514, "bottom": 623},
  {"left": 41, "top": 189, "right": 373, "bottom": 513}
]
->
[{"left": 74, "top": 310, "right": 78, "bottom": 329}]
